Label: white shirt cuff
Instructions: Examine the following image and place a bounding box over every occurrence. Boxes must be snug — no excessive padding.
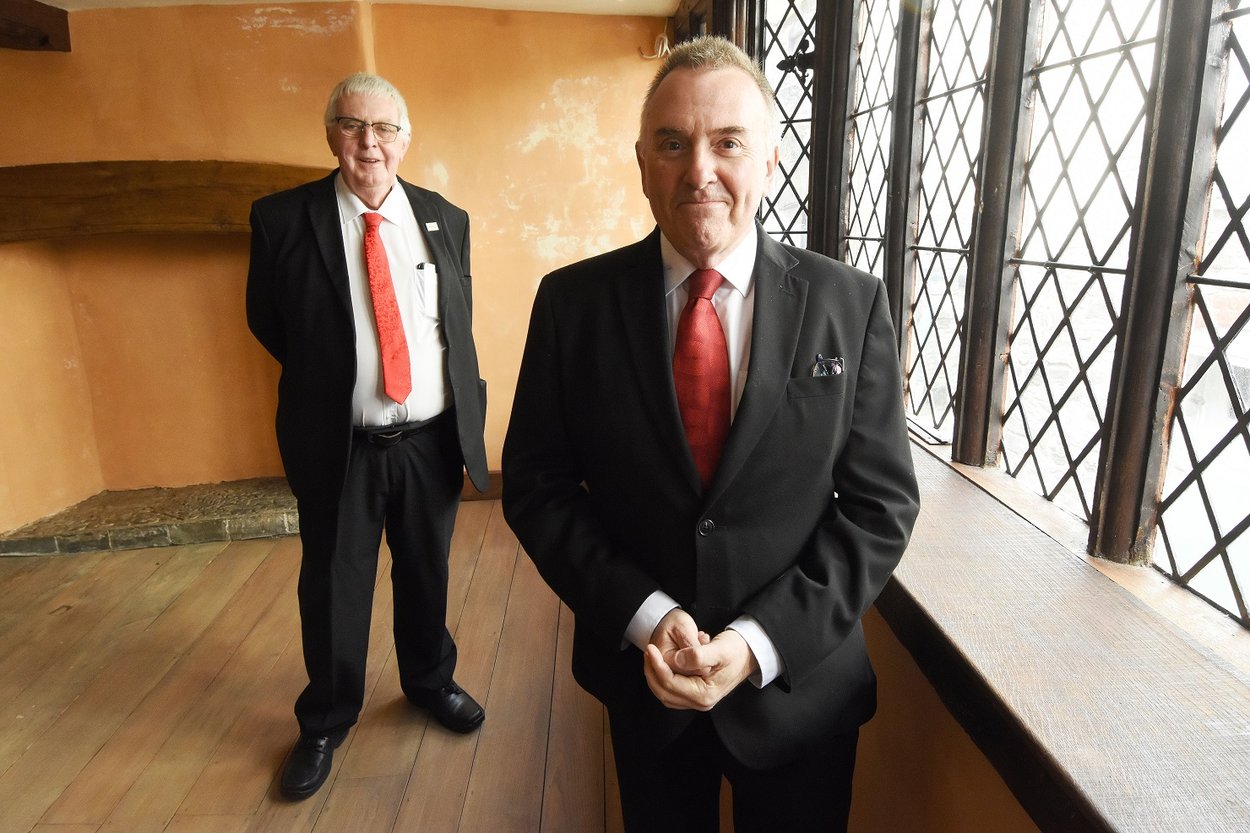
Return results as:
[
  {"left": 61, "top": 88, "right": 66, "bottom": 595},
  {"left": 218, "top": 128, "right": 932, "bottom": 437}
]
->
[
  {"left": 624, "top": 590, "right": 680, "bottom": 650},
  {"left": 727, "top": 615, "right": 784, "bottom": 688}
]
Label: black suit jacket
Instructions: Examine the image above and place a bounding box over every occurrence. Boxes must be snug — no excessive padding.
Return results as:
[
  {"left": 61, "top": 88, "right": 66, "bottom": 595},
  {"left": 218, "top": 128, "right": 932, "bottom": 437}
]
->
[
  {"left": 246, "top": 172, "right": 489, "bottom": 519},
  {"left": 502, "top": 227, "right": 919, "bottom": 769}
]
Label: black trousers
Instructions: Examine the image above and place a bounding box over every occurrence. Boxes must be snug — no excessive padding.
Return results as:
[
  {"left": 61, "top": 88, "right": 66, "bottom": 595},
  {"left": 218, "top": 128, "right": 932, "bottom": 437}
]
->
[
  {"left": 609, "top": 711, "right": 859, "bottom": 833},
  {"left": 293, "top": 414, "right": 464, "bottom": 736}
]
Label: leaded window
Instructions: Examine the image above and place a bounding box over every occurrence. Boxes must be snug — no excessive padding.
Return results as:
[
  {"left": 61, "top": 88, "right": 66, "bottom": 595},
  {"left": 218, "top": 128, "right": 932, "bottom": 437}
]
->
[
  {"left": 1000, "top": 0, "right": 1161, "bottom": 521},
  {"left": 760, "top": 0, "right": 817, "bottom": 248},
  {"left": 904, "top": 0, "right": 994, "bottom": 442},
  {"left": 1155, "top": 4, "right": 1250, "bottom": 627},
  {"left": 844, "top": 0, "right": 899, "bottom": 274}
]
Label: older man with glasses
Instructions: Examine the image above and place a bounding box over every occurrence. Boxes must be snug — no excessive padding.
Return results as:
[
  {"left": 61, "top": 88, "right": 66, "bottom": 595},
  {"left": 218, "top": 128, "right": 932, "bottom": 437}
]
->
[{"left": 246, "top": 72, "right": 489, "bottom": 800}]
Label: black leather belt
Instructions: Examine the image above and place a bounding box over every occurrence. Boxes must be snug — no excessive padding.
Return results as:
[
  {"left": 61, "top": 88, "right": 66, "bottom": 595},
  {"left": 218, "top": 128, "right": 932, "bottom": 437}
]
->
[{"left": 356, "top": 411, "right": 451, "bottom": 448}]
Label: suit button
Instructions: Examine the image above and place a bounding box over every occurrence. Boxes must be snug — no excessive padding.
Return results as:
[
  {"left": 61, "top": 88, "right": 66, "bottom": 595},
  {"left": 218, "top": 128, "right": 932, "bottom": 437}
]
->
[{"left": 698, "top": 519, "right": 715, "bottom": 536}]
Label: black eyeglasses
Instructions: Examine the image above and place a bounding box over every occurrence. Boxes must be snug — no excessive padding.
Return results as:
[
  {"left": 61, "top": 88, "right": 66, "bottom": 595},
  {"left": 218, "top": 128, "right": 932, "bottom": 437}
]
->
[{"left": 333, "top": 116, "right": 404, "bottom": 143}]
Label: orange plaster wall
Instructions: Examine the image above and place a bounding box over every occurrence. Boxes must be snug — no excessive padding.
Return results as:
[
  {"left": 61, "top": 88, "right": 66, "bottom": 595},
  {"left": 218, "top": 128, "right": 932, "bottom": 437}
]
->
[
  {"left": 1, "top": 4, "right": 372, "bottom": 166},
  {"left": 0, "top": 3, "right": 660, "bottom": 510},
  {"left": 0, "top": 244, "right": 104, "bottom": 531},
  {"left": 372, "top": 6, "right": 660, "bottom": 455},
  {"left": 61, "top": 235, "right": 281, "bottom": 489}
]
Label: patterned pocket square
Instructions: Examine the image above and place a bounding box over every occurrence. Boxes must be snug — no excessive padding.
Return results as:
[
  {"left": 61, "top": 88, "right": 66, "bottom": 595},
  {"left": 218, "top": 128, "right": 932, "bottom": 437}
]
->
[{"left": 810, "top": 354, "right": 844, "bottom": 377}]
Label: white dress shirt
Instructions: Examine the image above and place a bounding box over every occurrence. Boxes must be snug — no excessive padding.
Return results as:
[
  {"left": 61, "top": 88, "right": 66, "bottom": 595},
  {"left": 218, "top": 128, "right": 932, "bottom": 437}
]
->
[
  {"left": 335, "top": 175, "right": 450, "bottom": 428},
  {"left": 623, "top": 230, "right": 786, "bottom": 688}
]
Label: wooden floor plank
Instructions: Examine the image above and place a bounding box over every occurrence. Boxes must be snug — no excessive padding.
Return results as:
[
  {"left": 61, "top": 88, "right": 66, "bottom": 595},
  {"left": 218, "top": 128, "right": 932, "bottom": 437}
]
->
[
  {"left": 0, "top": 544, "right": 223, "bottom": 777},
  {"left": 0, "top": 548, "right": 143, "bottom": 666},
  {"left": 0, "top": 553, "right": 75, "bottom": 614},
  {"left": 176, "top": 544, "right": 395, "bottom": 818},
  {"left": 0, "top": 501, "right": 618, "bottom": 833},
  {"left": 0, "top": 547, "right": 164, "bottom": 730},
  {"left": 458, "top": 553, "right": 560, "bottom": 833},
  {"left": 312, "top": 774, "right": 407, "bottom": 833},
  {"left": 162, "top": 815, "right": 251, "bottom": 833},
  {"left": 0, "top": 644, "right": 181, "bottom": 833},
  {"left": 391, "top": 503, "right": 519, "bottom": 832},
  {"left": 334, "top": 647, "right": 429, "bottom": 782},
  {"left": 446, "top": 500, "right": 492, "bottom": 630},
  {"left": 41, "top": 539, "right": 291, "bottom": 827},
  {"left": 542, "top": 602, "right": 608, "bottom": 833},
  {"left": 96, "top": 545, "right": 302, "bottom": 833},
  {"left": 173, "top": 635, "right": 307, "bottom": 817}
]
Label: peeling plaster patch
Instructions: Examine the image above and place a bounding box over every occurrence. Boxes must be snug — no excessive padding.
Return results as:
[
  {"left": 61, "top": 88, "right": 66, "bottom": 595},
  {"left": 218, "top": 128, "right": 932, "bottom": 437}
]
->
[
  {"left": 511, "top": 76, "right": 643, "bottom": 267},
  {"left": 519, "top": 78, "right": 602, "bottom": 154},
  {"left": 424, "top": 161, "right": 450, "bottom": 190},
  {"left": 237, "top": 6, "right": 355, "bottom": 36}
]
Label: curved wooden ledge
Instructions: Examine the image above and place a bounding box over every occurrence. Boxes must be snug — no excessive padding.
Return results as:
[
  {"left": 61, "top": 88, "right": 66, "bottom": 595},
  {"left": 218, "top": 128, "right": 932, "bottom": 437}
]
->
[{"left": 0, "top": 160, "right": 331, "bottom": 243}]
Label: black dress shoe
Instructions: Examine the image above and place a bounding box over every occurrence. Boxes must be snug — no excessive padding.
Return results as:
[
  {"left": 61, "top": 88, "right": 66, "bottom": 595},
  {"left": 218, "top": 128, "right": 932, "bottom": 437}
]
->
[
  {"left": 279, "top": 730, "right": 347, "bottom": 800},
  {"left": 407, "top": 680, "right": 485, "bottom": 733}
]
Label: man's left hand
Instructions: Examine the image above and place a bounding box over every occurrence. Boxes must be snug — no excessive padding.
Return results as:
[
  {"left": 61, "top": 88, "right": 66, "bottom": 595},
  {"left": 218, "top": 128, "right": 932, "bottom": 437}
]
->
[{"left": 643, "top": 629, "right": 759, "bottom": 711}]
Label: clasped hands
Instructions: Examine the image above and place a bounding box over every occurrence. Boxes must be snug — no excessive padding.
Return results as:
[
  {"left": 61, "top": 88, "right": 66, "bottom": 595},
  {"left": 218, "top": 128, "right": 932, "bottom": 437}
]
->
[{"left": 644, "top": 607, "right": 758, "bottom": 711}]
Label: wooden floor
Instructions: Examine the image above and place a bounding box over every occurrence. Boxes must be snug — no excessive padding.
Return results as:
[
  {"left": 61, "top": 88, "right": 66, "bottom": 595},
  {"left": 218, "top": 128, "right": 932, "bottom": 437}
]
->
[{"left": 0, "top": 500, "right": 624, "bottom": 833}]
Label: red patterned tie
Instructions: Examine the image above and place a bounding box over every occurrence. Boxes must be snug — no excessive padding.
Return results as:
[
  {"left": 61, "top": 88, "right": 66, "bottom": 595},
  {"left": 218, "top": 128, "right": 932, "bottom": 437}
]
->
[
  {"left": 673, "top": 268, "right": 730, "bottom": 488},
  {"left": 362, "top": 212, "right": 411, "bottom": 404}
]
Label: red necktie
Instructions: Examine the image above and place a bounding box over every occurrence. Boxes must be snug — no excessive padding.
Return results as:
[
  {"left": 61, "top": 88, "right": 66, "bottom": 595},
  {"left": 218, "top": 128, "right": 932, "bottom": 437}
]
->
[
  {"left": 362, "top": 212, "right": 411, "bottom": 404},
  {"left": 673, "top": 268, "right": 730, "bottom": 488}
]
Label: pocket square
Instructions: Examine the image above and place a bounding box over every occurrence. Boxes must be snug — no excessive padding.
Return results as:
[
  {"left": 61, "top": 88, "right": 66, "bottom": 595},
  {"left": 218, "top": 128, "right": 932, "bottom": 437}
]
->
[{"left": 811, "top": 354, "right": 844, "bottom": 377}]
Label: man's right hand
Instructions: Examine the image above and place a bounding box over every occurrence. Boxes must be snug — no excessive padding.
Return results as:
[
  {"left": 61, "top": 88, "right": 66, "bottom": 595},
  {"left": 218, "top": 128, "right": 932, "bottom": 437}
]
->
[{"left": 648, "top": 607, "right": 711, "bottom": 676}]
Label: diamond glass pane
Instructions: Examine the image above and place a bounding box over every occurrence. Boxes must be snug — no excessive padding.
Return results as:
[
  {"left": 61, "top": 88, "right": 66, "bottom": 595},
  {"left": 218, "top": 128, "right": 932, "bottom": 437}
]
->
[
  {"left": 1157, "top": 287, "right": 1250, "bottom": 626},
  {"left": 761, "top": 0, "right": 817, "bottom": 248},
  {"left": 904, "top": 0, "right": 993, "bottom": 441},
  {"left": 844, "top": 0, "right": 898, "bottom": 274},
  {"left": 1001, "top": 0, "right": 1160, "bottom": 520},
  {"left": 1198, "top": 10, "right": 1250, "bottom": 285},
  {"left": 1001, "top": 263, "right": 1124, "bottom": 519},
  {"left": 1156, "top": 5, "right": 1250, "bottom": 628}
]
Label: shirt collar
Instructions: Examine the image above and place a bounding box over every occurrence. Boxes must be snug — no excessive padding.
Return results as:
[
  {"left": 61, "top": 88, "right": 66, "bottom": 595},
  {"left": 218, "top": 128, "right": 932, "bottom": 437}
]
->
[
  {"left": 661, "top": 227, "right": 759, "bottom": 298},
  {"left": 334, "top": 173, "right": 407, "bottom": 226}
]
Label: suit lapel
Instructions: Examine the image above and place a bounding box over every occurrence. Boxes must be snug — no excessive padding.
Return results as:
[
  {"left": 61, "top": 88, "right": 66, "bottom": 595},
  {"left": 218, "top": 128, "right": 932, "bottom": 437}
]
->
[
  {"left": 308, "top": 172, "right": 353, "bottom": 314},
  {"left": 707, "top": 230, "right": 805, "bottom": 501}
]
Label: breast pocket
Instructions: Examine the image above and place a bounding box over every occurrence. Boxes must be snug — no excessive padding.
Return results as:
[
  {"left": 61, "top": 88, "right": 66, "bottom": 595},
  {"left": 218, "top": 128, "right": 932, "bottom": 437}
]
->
[
  {"left": 786, "top": 375, "right": 845, "bottom": 399},
  {"left": 413, "top": 263, "right": 441, "bottom": 321}
]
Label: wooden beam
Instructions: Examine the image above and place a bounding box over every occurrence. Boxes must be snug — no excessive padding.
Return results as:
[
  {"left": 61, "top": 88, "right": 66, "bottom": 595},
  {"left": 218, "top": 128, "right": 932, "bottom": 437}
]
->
[
  {"left": 0, "top": 0, "right": 69, "bottom": 52},
  {"left": 0, "top": 160, "right": 330, "bottom": 242}
]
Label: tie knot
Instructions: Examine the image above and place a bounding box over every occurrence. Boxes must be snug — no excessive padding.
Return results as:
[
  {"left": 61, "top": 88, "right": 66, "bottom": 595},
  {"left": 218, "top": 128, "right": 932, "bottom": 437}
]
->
[
  {"left": 687, "top": 268, "right": 723, "bottom": 301},
  {"left": 363, "top": 212, "right": 383, "bottom": 230}
]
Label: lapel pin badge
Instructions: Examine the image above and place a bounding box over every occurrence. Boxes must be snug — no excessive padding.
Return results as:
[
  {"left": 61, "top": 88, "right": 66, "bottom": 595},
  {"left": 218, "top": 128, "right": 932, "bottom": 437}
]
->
[
  {"left": 811, "top": 354, "right": 844, "bottom": 377},
  {"left": 425, "top": 221, "right": 439, "bottom": 232}
]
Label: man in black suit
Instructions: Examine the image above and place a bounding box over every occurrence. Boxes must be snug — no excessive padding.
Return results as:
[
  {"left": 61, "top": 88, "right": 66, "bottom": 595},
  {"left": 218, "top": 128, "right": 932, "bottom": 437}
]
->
[
  {"left": 247, "top": 72, "right": 489, "bottom": 800},
  {"left": 502, "top": 37, "right": 919, "bottom": 832}
]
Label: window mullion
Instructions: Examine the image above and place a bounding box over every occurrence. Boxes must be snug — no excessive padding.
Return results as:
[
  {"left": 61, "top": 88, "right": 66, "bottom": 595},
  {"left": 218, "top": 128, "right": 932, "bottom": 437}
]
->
[
  {"left": 952, "top": 0, "right": 1042, "bottom": 466},
  {"left": 809, "top": 0, "right": 858, "bottom": 257},
  {"left": 1090, "top": 0, "right": 1221, "bottom": 564},
  {"left": 884, "top": 0, "right": 926, "bottom": 354}
]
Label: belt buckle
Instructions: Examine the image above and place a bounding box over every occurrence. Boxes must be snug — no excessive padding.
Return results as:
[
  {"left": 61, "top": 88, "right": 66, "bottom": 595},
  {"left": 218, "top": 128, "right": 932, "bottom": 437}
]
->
[{"left": 373, "top": 430, "right": 403, "bottom": 448}]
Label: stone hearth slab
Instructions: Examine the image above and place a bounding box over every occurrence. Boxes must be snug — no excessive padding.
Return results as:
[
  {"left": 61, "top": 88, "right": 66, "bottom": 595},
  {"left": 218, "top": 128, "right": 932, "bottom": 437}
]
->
[{"left": 0, "top": 478, "right": 297, "bottom": 556}]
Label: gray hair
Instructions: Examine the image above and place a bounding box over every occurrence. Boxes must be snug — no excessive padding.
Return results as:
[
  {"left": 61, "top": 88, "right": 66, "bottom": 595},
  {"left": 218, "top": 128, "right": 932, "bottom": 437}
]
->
[
  {"left": 324, "top": 72, "right": 411, "bottom": 132},
  {"left": 639, "top": 36, "right": 780, "bottom": 145}
]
